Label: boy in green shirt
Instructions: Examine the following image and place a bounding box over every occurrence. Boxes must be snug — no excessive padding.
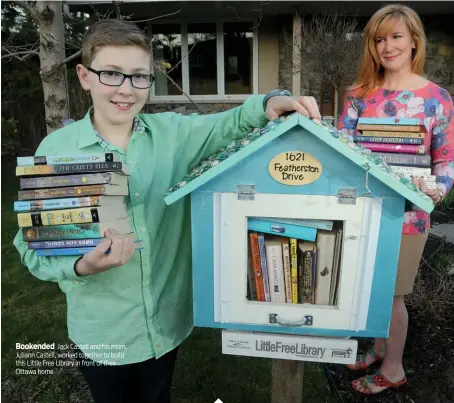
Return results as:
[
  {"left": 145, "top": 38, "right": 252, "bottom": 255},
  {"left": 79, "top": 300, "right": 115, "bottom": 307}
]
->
[{"left": 14, "top": 19, "right": 321, "bottom": 403}]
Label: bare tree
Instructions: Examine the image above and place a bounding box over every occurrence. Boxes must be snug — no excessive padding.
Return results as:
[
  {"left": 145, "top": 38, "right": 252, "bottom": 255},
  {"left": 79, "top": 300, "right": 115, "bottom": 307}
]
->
[
  {"left": 3, "top": 1, "right": 70, "bottom": 133},
  {"left": 293, "top": 11, "right": 362, "bottom": 126}
]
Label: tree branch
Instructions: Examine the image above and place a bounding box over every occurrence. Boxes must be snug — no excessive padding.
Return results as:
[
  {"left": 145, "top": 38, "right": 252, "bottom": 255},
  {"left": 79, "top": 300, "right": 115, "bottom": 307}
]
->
[
  {"left": 152, "top": 62, "right": 206, "bottom": 115},
  {"left": 58, "top": 49, "right": 82, "bottom": 66},
  {"left": 112, "top": 0, "right": 122, "bottom": 19},
  {"left": 2, "top": 48, "right": 39, "bottom": 60},
  {"left": 132, "top": 9, "right": 181, "bottom": 23}
]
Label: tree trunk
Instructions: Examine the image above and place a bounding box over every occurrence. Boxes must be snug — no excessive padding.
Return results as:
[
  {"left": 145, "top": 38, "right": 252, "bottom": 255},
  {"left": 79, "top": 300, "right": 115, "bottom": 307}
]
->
[
  {"left": 35, "top": 1, "right": 69, "bottom": 134},
  {"left": 334, "top": 86, "right": 339, "bottom": 129}
]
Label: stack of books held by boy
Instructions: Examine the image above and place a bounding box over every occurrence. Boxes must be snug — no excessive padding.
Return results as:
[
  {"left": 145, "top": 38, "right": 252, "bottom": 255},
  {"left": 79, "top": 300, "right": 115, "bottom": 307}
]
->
[
  {"left": 247, "top": 218, "right": 342, "bottom": 306},
  {"left": 353, "top": 117, "right": 435, "bottom": 188},
  {"left": 14, "top": 152, "right": 142, "bottom": 256}
]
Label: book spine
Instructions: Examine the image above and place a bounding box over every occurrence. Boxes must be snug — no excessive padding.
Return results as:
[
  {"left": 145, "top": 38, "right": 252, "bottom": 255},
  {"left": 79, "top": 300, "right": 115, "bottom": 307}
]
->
[
  {"left": 266, "top": 243, "right": 285, "bottom": 303},
  {"left": 258, "top": 234, "right": 271, "bottom": 302},
  {"left": 281, "top": 241, "right": 292, "bottom": 304},
  {"left": 259, "top": 217, "right": 333, "bottom": 231},
  {"left": 20, "top": 172, "right": 120, "bottom": 189},
  {"left": 18, "top": 185, "right": 111, "bottom": 201},
  {"left": 376, "top": 152, "right": 431, "bottom": 167},
  {"left": 390, "top": 166, "right": 431, "bottom": 176},
  {"left": 35, "top": 242, "right": 142, "bottom": 256},
  {"left": 356, "top": 130, "right": 426, "bottom": 140},
  {"left": 290, "top": 239, "right": 298, "bottom": 304},
  {"left": 354, "top": 135, "right": 423, "bottom": 144},
  {"left": 16, "top": 162, "right": 127, "bottom": 177},
  {"left": 28, "top": 238, "right": 103, "bottom": 249},
  {"left": 358, "top": 126, "right": 424, "bottom": 133},
  {"left": 297, "top": 246, "right": 304, "bottom": 303},
  {"left": 248, "top": 219, "right": 317, "bottom": 241},
  {"left": 36, "top": 247, "right": 97, "bottom": 256},
  {"left": 22, "top": 223, "right": 105, "bottom": 241},
  {"left": 14, "top": 196, "right": 104, "bottom": 212},
  {"left": 247, "top": 238, "right": 257, "bottom": 301},
  {"left": 358, "top": 117, "right": 421, "bottom": 125},
  {"left": 302, "top": 251, "right": 314, "bottom": 303},
  {"left": 17, "top": 207, "right": 104, "bottom": 227},
  {"left": 249, "top": 233, "right": 265, "bottom": 302},
  {"left": 358, "top": 143, "right": 425, "bottom": 154},
  {"left": 17, "top": 153, "right": 118, "bottom": 166}
]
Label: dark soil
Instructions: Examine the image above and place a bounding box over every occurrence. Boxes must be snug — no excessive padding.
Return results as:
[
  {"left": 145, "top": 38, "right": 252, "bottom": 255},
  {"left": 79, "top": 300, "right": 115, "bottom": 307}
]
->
[{"left": 326, "top": 209, "right": 454, "bottom": 403}]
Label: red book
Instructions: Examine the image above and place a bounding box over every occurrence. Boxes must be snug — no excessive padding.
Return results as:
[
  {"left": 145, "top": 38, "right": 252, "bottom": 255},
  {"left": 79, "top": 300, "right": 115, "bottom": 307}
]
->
[{"left": 357, "top": 142, "right": 425, "bottom": 155}]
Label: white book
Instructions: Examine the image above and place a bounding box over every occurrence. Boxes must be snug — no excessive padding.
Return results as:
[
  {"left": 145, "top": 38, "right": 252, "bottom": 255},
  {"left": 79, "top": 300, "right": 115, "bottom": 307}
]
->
[
  {"left": 265, "top": 239, "right": 286, "bottom": 303},
  {"left": 315, "top": 231, "right": 336, "bottom": 305},
  {"left": 390, "top": 166, "right": 431, "bottom": 176},
  {"left": 281, "top": 240, "right": 292, "bottom": 303}
]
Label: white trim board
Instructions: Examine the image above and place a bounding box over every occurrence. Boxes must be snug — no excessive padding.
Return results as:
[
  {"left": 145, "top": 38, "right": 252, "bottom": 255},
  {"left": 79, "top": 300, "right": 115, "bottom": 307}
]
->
[{"left": 215, "top": 193, "right": 378, "bottom": 331}]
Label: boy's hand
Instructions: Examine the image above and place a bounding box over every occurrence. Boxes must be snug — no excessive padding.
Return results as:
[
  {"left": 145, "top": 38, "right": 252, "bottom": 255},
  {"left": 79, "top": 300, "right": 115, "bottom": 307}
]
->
[
  {"left": 75, "top": 229, "right": 136, "bottom": 276},
  {"left": 265, "top": 95, "right": 322, "bottom": 121}
]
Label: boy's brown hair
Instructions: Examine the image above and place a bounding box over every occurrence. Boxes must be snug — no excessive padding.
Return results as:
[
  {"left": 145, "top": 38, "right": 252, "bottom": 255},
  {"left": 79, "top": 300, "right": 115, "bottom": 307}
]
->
[{"left": 82, "top": 19, "right": 151, "bottom": 66}]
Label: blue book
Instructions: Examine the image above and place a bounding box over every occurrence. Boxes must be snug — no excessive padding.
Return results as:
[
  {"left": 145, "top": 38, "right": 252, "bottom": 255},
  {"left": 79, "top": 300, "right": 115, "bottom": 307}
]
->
[
  {"left": 248, "top": 218, "right": 317, "bottom": 241},
  {"left": 257, "top": 233, "right": 271, "bottom": 302},
  {"left": 354, "top": 136, "right": 423, "bottom": 145},
  {"left": 256, "top": 217, "right": 333, "bottom": 231},
  {"left": 29, "top": 238, "right": 103, "bottom": 249},
  {"left": 357, "top": 117, "right": 422, "bottom": 126},
  {"left": 35, "top": 241, "right": 143, "bottom": 256}
]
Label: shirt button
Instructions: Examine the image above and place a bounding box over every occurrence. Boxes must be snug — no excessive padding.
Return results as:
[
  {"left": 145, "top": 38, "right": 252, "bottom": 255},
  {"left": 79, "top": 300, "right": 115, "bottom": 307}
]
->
[
  {"left": 140, "top": 228, "right": 145, "bottom": 232},
  {"left": 135, "top": 192, "right": 140, "bottom": 197},
  {"left": 156, "top": 344, "right": 161, "bottom": 348}
]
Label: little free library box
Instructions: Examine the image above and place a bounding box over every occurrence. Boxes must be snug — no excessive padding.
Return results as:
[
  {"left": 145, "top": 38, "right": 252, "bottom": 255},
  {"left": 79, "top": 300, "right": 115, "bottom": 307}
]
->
[{"left": 164, "top": 113, "right": 433, "bottom": 362}]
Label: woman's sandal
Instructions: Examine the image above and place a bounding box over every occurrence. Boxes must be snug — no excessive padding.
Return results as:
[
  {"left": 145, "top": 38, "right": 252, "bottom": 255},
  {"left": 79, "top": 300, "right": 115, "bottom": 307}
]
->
[
  {"left": 347, "top": 347, "right": 384, "bottom": 371},
  {"left": 351, "top": 370, "right": 407, "bottom": 395}
]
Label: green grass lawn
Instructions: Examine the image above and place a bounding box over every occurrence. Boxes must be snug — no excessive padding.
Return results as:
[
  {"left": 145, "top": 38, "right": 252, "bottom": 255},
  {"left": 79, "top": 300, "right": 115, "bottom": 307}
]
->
[{"left": 1, "top": 162, "right": 336, "bottom": 403}]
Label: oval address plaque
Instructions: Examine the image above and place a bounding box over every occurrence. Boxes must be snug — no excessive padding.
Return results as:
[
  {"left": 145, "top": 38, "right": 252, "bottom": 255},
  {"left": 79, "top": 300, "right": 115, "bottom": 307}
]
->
[{"left": 268, "top": 151, "right": 322, "bottom": 186}]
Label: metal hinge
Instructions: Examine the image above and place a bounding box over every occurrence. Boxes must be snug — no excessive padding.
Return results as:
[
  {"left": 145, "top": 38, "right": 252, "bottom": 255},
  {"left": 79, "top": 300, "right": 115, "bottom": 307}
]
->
[
  {"left": 237, "top": 184, "right": 255, "bottom": 201},
  {"left": 337, "top": 188, "right": 357, "bottom": 205}
]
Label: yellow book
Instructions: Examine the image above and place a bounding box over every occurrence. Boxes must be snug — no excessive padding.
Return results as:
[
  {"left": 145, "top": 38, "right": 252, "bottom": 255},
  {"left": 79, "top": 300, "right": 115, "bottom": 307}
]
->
[
  {"left": 290, "top": 238, "right": 298, "bottom": 304},
  {"left": 17, "top": 205, "right": 127, "bottom": 227}
]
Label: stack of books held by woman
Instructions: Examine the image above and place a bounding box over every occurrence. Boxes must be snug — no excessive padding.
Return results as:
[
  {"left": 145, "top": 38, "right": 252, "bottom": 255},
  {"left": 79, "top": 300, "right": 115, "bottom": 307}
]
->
[
  {"left": 14, "top": 152, "right": 142, "bottom": 256},
  {"left": 353, "top": 117, "right": 435, "bottom": 189}
]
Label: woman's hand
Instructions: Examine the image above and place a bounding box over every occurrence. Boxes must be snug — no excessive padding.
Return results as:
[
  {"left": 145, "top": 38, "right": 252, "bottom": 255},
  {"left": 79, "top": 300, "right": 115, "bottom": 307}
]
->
[{"left": 411, "top": 177, "right": 444, "bottom": 204}]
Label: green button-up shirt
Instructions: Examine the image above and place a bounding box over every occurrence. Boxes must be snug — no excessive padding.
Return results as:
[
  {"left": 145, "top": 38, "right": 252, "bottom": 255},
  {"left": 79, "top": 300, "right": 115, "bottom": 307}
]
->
[{"left": 14, "top": 95, "right": 269, "bottom": 364}]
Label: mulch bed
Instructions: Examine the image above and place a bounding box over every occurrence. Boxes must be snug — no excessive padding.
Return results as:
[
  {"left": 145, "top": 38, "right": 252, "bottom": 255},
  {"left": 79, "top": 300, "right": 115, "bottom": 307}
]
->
[{"left": 326, "top": 222, "right": 454, "bottom": 403}]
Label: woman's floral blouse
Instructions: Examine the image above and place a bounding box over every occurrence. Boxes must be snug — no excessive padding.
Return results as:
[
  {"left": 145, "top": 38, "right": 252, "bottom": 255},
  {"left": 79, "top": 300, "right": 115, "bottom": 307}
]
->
[{"left": 338, "top": 81, "right": 454, "bottom": 235}]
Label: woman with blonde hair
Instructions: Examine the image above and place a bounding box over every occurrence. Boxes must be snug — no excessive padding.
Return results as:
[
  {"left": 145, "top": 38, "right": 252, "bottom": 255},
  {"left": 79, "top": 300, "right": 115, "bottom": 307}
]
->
[{"left": 338, "top": 3, "right": 454, "bottom": 395}]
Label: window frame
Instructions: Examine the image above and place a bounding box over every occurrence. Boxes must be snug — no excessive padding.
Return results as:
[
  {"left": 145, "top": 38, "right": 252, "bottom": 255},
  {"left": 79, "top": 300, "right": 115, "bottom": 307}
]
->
[{"left": 148, "top": 19, "right": 259, "bottom": 103}]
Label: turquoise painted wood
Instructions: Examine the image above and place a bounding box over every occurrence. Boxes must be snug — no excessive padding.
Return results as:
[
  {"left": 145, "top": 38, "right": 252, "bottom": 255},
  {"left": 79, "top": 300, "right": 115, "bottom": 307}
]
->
[
  {"left": 190, "top": 127, "right": 406, "bottom": 337},
  {"left": 164, "top": 114, "right": 434, "bottom": 213},
  {"left": 357, "top": 117, "right": 422, "bottom": 125}
]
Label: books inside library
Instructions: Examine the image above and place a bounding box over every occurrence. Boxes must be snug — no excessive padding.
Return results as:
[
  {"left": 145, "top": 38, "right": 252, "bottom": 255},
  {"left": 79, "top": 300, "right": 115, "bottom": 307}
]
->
[{"left": 247, "top": 218, "right": 343, "bottom": 307}]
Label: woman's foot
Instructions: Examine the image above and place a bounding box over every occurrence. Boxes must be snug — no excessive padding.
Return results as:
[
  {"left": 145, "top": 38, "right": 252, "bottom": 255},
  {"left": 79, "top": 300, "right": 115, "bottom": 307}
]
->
[
  {"left": 352, "top": 369, "right": 407, "bottom": 394},
  {"left": 347, "top": 347, "right": 384, "bottom": 371}
]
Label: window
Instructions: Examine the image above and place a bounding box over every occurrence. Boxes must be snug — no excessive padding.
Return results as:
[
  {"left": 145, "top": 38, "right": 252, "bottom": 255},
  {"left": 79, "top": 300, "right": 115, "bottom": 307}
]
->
[
  {"left": 151, "top": 24, "right": 182, "bottom": 96},
  {"left": 224, "top": 22, "right": 253, "bottom": 95},
  {"left": 150, "top": 21, "right": 257, "bottom": 101}
]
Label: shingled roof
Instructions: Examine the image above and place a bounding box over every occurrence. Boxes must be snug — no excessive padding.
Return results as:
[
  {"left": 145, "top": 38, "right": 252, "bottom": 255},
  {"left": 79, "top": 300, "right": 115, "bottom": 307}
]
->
[{"left": 164, "top": 113, "right": 434, "bottom": 214}]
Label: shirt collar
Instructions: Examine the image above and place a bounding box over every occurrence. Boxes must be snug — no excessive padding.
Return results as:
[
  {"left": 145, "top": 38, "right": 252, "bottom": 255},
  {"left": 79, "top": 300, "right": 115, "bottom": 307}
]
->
[{"left": 77, "top": 107, "right": 146, "bottom": 150}]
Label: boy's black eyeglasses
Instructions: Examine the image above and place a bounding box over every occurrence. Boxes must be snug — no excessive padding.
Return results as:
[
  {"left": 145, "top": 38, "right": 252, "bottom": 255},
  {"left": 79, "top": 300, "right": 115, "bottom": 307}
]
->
[{"left": 86, "top": 66, "right": 154, "bottom": 89}]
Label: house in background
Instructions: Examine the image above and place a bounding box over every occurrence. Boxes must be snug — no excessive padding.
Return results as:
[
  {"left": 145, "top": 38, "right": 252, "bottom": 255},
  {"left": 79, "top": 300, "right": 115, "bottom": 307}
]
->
[{"left": 70, "top": 1, "right": 454, "bottom": 117}]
